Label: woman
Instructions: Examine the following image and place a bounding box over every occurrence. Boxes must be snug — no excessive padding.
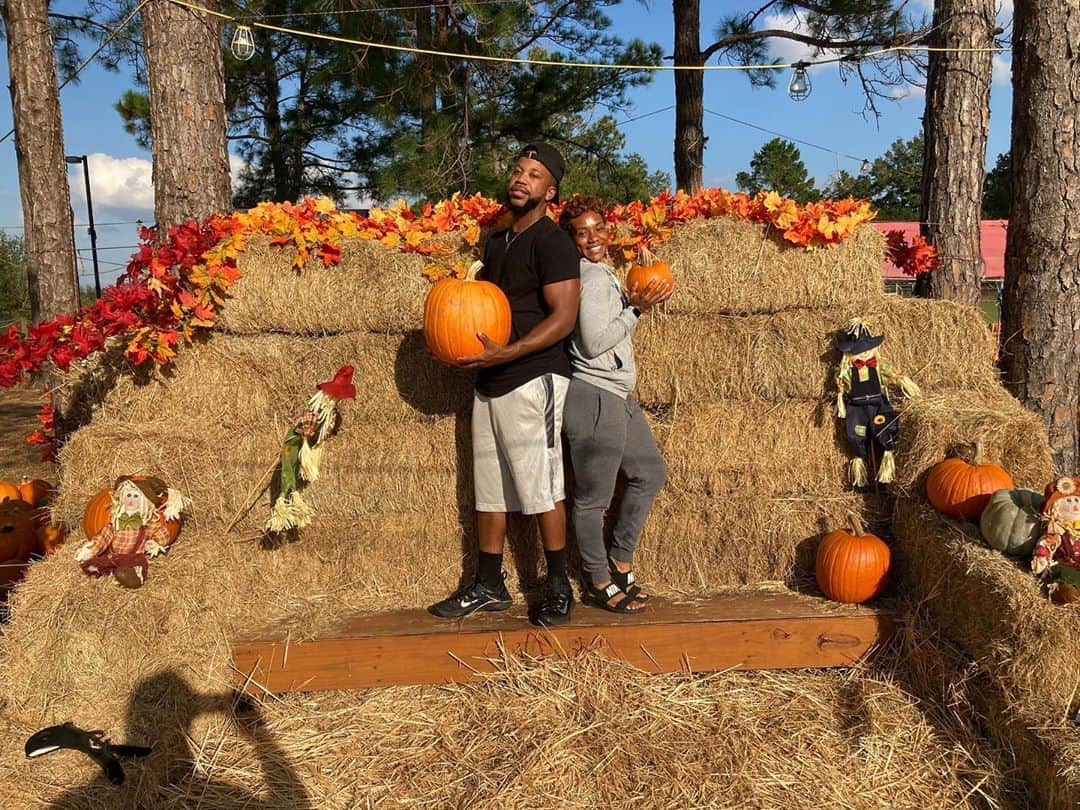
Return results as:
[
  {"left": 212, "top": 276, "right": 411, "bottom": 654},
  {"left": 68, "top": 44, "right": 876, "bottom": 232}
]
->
[{"left": 558, "top": 195, "right": 672, "bottom": 613}]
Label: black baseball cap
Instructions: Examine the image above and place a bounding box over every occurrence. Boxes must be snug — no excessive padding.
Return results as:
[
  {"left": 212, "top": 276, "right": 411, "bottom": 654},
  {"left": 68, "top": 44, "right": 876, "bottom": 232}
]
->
[{"left": 516, "top": 142, "right": 565, "bottom": 203}]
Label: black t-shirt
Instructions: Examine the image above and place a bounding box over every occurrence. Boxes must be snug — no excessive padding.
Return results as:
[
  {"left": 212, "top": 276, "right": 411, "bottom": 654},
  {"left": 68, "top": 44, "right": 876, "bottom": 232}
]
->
[{"left": 476, "top": 216, "right": 581, "bottom": 398}]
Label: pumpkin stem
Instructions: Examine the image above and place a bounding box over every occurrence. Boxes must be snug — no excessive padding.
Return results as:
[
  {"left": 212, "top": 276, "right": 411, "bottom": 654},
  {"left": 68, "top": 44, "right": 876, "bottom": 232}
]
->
[
  {"left": 848, "top": 511, "right": 866, "bottom": 537},
  {"left": 638, "top": 245, "right": 656, "bottom": 266},
  {"left": 974, "top": 439, "right": 985, "bottom": 466},
  {"left": 464, "top": 260, "right": 484, "bottom": 282}
]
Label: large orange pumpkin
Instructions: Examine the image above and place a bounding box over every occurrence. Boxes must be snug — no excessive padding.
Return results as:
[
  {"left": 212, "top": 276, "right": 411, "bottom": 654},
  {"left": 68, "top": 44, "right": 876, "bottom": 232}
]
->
[
  {"left": 82, "top": 486, "right": 181, "bottom": 544},
  {"left": 926, "top": 443, "right": 1014, "bottom": 521},
  {"left": 815, "top": 516, "right": 891, "bottom": 604},
  {"left": 16, "top": 477, "right": 54, "bottom": 508},
  {"left": 0, "top": 481, "right": 20, "bottom": 503},
  {"left": 0, "top": 500, "right": 38, "bottom": 561},
  {"left": 626, "top": 247, "right": 674, "bottom": 294},
  {"left": 423, "top": 260, "right": 512, "bottom": 365}
]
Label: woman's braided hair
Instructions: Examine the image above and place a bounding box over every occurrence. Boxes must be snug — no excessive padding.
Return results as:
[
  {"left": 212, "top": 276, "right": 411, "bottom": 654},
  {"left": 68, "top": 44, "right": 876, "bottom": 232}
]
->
[{"left": 558, "top": 194, "right": 607, "bottom": 235}]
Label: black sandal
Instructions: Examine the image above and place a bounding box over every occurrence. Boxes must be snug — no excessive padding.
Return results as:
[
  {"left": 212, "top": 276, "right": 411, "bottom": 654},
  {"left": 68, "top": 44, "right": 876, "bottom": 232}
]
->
[
  {"left": 609, "top": 559, "right": 649, "bottom": 602},
  {"left": 584, "top": 581, "right": 646, "bottom": 614}
]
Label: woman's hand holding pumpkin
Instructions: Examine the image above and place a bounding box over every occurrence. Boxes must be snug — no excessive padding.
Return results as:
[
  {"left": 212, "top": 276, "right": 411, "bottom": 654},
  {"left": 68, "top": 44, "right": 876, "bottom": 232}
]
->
[{"left": 627, "top": 278, "right": 673, "bottom": 313}]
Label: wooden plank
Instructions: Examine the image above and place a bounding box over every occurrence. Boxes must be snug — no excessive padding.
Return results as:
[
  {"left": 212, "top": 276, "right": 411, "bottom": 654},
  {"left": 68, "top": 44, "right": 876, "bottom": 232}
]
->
[{"left": 232, "top": 593, "right": 900, "bottom": 695}]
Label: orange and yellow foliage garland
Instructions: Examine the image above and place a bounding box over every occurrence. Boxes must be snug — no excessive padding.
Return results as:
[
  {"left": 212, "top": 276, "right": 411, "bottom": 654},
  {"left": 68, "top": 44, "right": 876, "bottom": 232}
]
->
[{"left": 0, "top": 189, "right": 934, "bottom": 456}]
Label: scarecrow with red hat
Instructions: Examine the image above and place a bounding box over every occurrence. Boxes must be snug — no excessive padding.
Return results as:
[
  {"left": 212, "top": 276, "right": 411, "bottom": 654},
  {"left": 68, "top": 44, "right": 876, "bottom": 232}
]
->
[
  {"left": 266, "top": 365, "right": 356, "bottom": 532},
  {"left": 73, "top": 475, "right": 190, "bottom": 588},
  {"left": 1031, "top": 477, "right": 1080, "bottom": 594},
  {"left": 835, "top": 317, "right": 921, "bottom": 487}
]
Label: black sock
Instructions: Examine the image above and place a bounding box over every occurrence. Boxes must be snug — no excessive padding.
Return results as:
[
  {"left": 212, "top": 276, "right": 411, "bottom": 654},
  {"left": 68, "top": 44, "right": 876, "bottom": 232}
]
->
[
  {"left": 477, "top": 551, "right": 503, "bottom": 589},
  {"left": 544, "top": 547, "right": 567, "bottom": 580}
]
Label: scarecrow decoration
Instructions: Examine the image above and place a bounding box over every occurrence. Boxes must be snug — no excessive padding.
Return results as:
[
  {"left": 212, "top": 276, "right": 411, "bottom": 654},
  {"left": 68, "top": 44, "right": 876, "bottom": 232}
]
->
[
  {"left": 835, "top": 318, "right": 921, "bottom": 487},
  {"left": 73, "top": 476, "right": 190, "bottom": 588},
  {"left": 265, "top": 365, "right": 356, "bottom": 532},
  {"left": 1031, "top": 476, "right": 1080, "bottom": 599}
]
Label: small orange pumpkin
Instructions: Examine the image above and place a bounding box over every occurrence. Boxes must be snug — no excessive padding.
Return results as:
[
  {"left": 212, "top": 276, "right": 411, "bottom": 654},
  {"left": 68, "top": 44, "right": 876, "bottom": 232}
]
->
[
  {"left": 0, "top": 500, "right": 38, "bottom": 561},
  {"left": 926, "top": 442, "right": 1014, "bottom": 521},
  {"left": 82, "top": 486, "right": 181, "bottom": 544},
  {"left": 815, "top": 514, "right": 891, "bottom": 604},
  {"left": 0, "top": 480, "right": 21, "bottom": 503},
  {"left": 35, "top": 523, "right": 67, "bottom": 555},
  {"left": 16, "top": 477, "right": 54, "bottom": 508},
  {"left": 423, "top": 260, "right": 512, "bottom": 365},
  {"left": 626, "top": 247, "right": 674, "bottom": 294}
]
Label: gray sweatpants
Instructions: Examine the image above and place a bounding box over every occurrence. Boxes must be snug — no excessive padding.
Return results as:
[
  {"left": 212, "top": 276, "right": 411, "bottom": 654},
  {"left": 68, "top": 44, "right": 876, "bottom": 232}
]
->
[{"left": 563, "top": 378, "right": 666, "bottom": 587}]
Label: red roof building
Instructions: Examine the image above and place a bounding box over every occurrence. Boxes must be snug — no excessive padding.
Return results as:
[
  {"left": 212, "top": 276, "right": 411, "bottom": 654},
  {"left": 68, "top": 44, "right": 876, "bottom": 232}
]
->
[{"left": 873, "top": 220, "right": 1007, "bottom": 281}]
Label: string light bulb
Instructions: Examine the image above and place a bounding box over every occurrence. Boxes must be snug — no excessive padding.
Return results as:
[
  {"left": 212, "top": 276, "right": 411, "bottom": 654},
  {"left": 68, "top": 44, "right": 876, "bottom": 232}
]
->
[
  {"left": 788, "top": 62, "right": 811, "bottom": 101},
  {"left": 860, "top": 158, "right": 872, "bottom": 175},
  {"left": 230, "top": 25, "right": 256, "bottom": 61}
]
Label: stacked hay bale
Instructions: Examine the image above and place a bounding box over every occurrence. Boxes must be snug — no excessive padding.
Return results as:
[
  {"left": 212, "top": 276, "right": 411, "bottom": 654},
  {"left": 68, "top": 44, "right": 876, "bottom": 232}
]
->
[
  {"left": 0, "top": 215, "right": 1050, "bottom": 806},
  {"left": 889, "top": 401, "right": 1079, "bottom": 808},
  {"left": 47, "top": 218, "right": 1008, "bottom": 600}
]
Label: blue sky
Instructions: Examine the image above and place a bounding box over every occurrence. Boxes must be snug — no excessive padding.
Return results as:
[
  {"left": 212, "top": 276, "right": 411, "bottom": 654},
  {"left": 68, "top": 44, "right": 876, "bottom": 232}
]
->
[{"left": 0, "top": 0, "right": 1014, "bottom": 287}]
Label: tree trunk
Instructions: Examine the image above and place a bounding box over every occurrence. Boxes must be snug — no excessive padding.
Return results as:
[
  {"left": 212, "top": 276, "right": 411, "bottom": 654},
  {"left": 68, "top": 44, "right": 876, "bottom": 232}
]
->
[
  {"left": 673, "top": 0, "right": 704, "bottom": 194},
  {"left": 1000, "top": 0, "right": 1080, "bottom": 473},
  {"left": 142, "top": 0, "right": 231, "bottom": 230},
  {"left": 918, "top": 0, "right": 994, "bottom": 305},
  {"left": 2, "top": 0, "right": 79, "bottom": 323}
]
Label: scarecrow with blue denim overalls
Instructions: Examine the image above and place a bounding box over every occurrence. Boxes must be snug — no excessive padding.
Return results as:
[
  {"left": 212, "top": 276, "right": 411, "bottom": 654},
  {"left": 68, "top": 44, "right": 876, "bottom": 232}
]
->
[{"left": 835, "top": 318, "right": 920, "bottom": 487}]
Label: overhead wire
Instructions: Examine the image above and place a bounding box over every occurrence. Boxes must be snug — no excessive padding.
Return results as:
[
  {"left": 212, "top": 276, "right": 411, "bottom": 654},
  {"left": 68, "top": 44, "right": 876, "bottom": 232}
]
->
[{"left": 167, "top": 0, "right": 1008, "bottom": 73}]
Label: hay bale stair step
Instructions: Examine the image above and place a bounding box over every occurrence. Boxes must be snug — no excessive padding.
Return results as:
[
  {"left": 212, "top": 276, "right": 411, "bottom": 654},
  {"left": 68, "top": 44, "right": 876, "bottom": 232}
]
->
[{"left": 231, "top": 590, "right": 900, "bottom": 694}]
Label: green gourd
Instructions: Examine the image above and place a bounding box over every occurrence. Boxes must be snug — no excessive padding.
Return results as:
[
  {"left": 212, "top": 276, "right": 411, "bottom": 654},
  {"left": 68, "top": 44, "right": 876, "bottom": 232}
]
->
[{"left": 979, "top": 488, "right": 1045, "bottom": 558}]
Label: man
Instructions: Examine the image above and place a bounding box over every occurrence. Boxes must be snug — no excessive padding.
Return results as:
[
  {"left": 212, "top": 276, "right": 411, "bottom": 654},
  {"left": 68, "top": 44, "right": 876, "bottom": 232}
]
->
[{"left": 429, "top": 143, "right": 581, "bottom": 626}]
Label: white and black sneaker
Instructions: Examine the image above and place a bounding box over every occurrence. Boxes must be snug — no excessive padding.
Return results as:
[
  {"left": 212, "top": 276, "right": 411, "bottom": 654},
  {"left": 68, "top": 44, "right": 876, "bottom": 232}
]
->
[
  {"left": 531, "top": 576, "right": 574, "bottom": 626},
  {"left": 428, "top": 577, "right": 512, "bottom": 618}
]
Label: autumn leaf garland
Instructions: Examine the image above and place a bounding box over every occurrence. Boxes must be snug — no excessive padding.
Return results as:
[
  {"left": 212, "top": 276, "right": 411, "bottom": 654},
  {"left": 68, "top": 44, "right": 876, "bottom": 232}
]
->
[{"left": 0, "top": 189, "right": 935, "bottom": 456}]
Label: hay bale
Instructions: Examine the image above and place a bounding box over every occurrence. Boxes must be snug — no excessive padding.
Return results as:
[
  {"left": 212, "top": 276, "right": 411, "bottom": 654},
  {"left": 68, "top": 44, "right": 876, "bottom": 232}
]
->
[
  {"left": 650, "top": 217, "right": 886, "bottom": 314},
  {"left": 54, "top": 406, "right": 865, "bottom": 592},
  {"left": 633, "top": 490, "right": 876, "bottom": 591},
  {"left": 87, "top": 331, "right": 473, "bottom": 429},
  {"left": 892, "top": 390, "right": 1053, "bottom": 492},
  {"left": 216, "top": 220, "right": 886, "bottom": 336},
  {"left": 218, "top": 237, "right": 432, "bottom": 334},
  {"left": 0, "top": 545, "right": 1016, "bottom": 808},
  {"left": 52, "top": 417, "right": 475, "bottom": 532},
  {"left": 635, "top": 297, "right": 1000, "bottom": 405},
  {"left": 892, "top": 497, "right": 1080, "bottom": 810},
  {"left": 648, "top": 399, "right": 851, "bottom": 496}
]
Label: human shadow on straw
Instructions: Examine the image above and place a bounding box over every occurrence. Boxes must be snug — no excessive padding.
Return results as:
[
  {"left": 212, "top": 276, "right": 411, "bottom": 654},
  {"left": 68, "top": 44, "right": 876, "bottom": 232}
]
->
[{"left": 46, "top": 669, "right": 312, "bottom": 809}]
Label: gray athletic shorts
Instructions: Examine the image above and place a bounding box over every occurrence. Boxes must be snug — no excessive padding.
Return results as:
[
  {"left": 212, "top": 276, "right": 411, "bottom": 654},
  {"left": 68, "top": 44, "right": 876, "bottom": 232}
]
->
[{"left": 472, "top": 373, "right": 569, "bottom": 515}]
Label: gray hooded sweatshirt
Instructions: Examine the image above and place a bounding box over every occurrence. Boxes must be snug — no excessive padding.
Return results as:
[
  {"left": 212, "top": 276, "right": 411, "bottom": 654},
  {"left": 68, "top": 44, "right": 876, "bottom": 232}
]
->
[{"left": 567, "top": 258, "right": 640, "bottom": 398}]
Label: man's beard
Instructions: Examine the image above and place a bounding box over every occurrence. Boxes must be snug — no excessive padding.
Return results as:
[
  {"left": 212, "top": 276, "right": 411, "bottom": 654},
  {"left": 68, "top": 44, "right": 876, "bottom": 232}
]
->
[{"left": 505, "top": 190, "right": 544, "bottom": 214}]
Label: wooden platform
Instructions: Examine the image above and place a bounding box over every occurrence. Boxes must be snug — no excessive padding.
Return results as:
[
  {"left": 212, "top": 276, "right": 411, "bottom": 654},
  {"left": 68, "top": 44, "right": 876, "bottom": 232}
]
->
[{"left": 232, "top": 590, "right": 900, "bottom": 695}]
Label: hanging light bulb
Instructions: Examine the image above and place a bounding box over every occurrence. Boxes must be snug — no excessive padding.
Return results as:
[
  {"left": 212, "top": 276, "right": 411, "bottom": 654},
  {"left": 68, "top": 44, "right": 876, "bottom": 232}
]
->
[
  {"left": 788, "top": 62, "right": 811, "bottom": 101},
  {"left": 230, "top": 25, "right": 256, "bottom": 61},
  {"left": 860, "top": 158, "right": 872, "bottom": 175}
]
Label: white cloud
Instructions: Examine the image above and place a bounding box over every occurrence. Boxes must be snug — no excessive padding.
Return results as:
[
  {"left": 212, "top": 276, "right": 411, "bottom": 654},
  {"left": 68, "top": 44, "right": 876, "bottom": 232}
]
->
[
  {"left": 228, "top": 153, "right": 247, "bottom": 193},
  {"left": 762, "top": 11, "right": 843, "bottom": 66},
  {"left": 992, "top": 53, "right": 1011, "bottom": 85},
  {"left": 68, "top": 153, "right": 153, "bottom": 216},
  {"left": 67, "top": 151, "right": 250, "bottom": 218},
  {"left": 890, "top": 84, "right": 926, "bottom": 101}
]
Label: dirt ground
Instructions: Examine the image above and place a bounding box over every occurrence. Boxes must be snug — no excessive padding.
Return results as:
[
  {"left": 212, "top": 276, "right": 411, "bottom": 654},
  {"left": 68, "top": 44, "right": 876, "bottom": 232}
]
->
[{"left": 0, "top": 386, "right": 55, "bottom": 482}]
